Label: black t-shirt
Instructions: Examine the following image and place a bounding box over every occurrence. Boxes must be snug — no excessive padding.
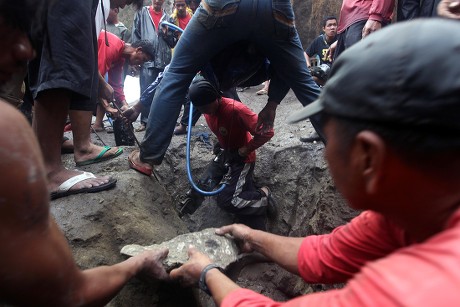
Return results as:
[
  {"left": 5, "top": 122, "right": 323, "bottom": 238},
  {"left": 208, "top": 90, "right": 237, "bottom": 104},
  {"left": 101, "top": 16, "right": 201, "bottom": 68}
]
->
[{"left": 305, "top": 34, "right": 335, "bottom": 66}]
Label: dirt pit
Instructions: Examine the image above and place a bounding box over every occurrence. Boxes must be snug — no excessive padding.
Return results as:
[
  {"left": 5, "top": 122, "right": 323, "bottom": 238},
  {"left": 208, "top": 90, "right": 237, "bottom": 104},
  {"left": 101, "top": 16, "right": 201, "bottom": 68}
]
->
[{"left": 55, "top": 86, "right": 357, "bottom": 306}]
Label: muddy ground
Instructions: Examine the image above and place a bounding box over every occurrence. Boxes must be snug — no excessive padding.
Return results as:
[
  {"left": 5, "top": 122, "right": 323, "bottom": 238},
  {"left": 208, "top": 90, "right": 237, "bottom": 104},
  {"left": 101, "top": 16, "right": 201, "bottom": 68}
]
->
[{"left": 56, "top": 86, "right": 358, "bottom": 306}]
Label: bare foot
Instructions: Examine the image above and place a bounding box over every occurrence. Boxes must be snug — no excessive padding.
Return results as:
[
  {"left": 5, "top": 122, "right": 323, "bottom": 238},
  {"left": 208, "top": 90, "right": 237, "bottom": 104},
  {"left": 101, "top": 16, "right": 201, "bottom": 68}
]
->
[
  {"left": 47, "top": 167, "right": 112, "bottom": 195},
  {"left": 61, "top": 138, "right": 74, "bottom": 154},
  {"left": 74, "top": 143, "right": 121, "bottom": 165},
  {"left": 91, "top": 124, "right": 105, "bottom": 132}
]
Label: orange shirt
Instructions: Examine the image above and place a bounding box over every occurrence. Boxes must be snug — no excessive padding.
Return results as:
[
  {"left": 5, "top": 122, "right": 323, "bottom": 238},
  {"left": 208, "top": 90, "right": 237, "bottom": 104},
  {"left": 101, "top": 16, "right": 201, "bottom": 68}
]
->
[{"left": 223, "top": 209, "right": 460, "bottom": 306}]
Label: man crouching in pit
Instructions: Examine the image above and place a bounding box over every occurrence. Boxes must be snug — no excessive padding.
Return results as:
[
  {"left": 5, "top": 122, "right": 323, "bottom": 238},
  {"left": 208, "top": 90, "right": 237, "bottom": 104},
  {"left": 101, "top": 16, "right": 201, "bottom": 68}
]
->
[{"left": 178, "top": 77, "right": 276, "bottom": 231}]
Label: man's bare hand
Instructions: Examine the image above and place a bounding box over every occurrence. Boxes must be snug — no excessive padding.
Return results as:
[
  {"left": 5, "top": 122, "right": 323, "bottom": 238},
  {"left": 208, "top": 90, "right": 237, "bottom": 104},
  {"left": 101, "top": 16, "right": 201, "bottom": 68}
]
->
[
  {"left": 215, "top": 224, "right": 254, "bottom": 253},
  {"left": 326, "top": 41, "right": 337, "bottom": 62},
  {"left": 169, "top": 247, "right": 212, "bottom": 286},
  {"left": 256, "top": 101, "right": 277, "bottom": 134},
  {"left": 438, "top": 0, "right": 460, "bottom": 19},
  {"left": 100, "top": 98, "right": 119, "bottom": 118},
  {"left": 362, "top": 20, "right": 382, "bottom": 39},
  {"left": 122, "top": 102, "right": 142, "bottom": 123},
  {"left": 137, "top": 248, "right": 170, "bottom": 280}
]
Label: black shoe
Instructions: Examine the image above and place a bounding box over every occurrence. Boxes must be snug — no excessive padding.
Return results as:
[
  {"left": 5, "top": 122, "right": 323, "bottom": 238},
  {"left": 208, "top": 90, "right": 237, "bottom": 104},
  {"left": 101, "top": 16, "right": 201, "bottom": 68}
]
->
[
  {"left": 261, "top": 187, "right": 278, "bottom": 219},
  {"left": 176, "top": 196, "right": 201, "bottom": 217},
  {"left": 299, "top": 132, "right": 321, "bottom": 143}
]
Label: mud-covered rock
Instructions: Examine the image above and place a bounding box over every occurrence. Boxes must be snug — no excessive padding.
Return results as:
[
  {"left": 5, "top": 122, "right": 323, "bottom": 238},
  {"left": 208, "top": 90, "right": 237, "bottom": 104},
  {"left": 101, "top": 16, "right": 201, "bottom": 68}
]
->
[{"left": 121, "top": 228, "right": 239, "bottom": 271}]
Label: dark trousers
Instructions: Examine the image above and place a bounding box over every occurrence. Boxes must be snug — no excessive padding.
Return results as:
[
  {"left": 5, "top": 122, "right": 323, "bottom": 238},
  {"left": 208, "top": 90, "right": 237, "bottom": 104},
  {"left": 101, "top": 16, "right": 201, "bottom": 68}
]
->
[
  {"left": 192, "top": 151, "right": 268, "bottom": 229},
  {"left": 140, "top": 67, "right": 162, "bottom": 124}
]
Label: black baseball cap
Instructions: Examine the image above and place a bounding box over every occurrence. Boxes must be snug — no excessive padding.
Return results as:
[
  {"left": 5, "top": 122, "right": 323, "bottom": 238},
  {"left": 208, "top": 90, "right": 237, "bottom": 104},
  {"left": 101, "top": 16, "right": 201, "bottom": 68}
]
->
[
  {"left": 288, "top": 19, "right": 460, "bottom": 136},
  {"left": 189, "top": 78, "right": 221, "bottom": 107}
]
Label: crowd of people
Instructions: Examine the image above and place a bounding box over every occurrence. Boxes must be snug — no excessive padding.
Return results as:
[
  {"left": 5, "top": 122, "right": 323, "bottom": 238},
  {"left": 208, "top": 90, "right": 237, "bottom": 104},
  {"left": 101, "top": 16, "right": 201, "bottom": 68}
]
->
[{"left": 1, "top": 0, "right": 460, "bottom": 305}]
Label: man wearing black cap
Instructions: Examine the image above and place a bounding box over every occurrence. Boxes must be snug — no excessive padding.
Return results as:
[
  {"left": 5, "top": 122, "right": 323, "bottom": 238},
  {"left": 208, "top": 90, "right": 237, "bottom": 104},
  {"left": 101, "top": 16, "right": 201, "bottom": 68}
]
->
[
  {"left": 169, "top": 19, "right": 460, "bottom": 305},
  {"left": 178, "top": 78, "right": 275, "bottom": 230}
]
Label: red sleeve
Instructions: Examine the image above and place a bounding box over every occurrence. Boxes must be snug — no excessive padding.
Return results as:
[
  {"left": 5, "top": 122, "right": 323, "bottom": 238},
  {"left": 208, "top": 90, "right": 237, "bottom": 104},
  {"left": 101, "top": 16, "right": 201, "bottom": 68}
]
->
[
  {"left": 236, "top": 103, "right": 274, "bottom": 153},
  {"left": 298, "top": 211, "right": 408, "bottom": 284},
  {"left": 222, "top": 210, "right": 460, "bottom": 306},
  {"left": 222, "top": 288, "right": 365, "bottom": 307},
  {"left": 108, "top": 60, "right": 126, "bottom": 103},
  {"left": 369, "top": 0, "right": 395, "bottom": 21},
  {"left": 97, "top": 34, "right": 109, "bottom": 75}
]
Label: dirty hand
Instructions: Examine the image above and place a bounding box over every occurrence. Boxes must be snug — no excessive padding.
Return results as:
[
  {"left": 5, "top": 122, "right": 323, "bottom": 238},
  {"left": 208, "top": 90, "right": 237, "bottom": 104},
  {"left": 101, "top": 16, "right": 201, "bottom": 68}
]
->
[
  {"left": 438, "top": 0, "right": 460, "bottom": 19},
  {"left": 216, "top": 224, "right": 254, "bottom": 253},
  {"left": 326, "top": 41, "right": 337, "bottom": 62},
  {"left": 362, "top": 19, "right": 382, "bottom": 39},
  {"left": 137, "top": 248, "right": 170, "bottom": 280},
  {"left": 122, "top": 102, "right": 142, "bottom": 123},
  {"left": 256, "top": 101, "right": 277, "bottom": 134},
  {"left": 170, "top": 246, "right": 212, "bottom": 286},
  {"left": 100, "top": 98, "right": 119, "bottom": 118}
]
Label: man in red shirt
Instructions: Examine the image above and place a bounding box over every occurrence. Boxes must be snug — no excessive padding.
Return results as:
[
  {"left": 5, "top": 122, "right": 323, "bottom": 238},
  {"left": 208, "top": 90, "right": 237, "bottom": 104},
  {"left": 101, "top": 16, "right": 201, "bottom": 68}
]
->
[
  {"left": 331, "top": 0, "right": 394, "bottom": 59},
  {"left": 169, "top": 19, "right": 460, "bottom": 306},
  {"left": 177, "top": 78, "right": 275, "bottom": 230},
  {"left": 93, "top": 31, "right": 155, "bottom": 131},
  {"left": 171, "top": 0, "right": 193, "bottom": 31}
]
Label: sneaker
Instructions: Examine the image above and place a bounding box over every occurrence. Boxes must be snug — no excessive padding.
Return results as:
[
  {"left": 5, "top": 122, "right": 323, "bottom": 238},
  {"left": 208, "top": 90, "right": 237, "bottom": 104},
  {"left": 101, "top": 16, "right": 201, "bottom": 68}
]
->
[
  {"left": 299, "top": 132, "right": 321, "bottom": 143},
  {"left": 260, "top": 186, "right": 278, "bottom": 218},
  {"left": 174, "top": 124, "right": 187, "bottom": 135},
  {"left": 176, "top": 196, "right": 201, "bottom": 217}
]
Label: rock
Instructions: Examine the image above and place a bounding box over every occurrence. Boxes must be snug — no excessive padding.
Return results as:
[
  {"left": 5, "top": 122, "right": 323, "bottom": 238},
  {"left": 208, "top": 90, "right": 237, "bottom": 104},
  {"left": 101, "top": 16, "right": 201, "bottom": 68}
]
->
[{"left": 121, "top": 228, "right": 239, "bottom": 271}]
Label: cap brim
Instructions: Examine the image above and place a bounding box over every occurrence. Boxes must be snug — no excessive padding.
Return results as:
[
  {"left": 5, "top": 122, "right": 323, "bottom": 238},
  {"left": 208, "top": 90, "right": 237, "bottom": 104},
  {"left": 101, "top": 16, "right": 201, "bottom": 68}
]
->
[{"left": 287, "top": 98, "right": 324, "bottom": 124}]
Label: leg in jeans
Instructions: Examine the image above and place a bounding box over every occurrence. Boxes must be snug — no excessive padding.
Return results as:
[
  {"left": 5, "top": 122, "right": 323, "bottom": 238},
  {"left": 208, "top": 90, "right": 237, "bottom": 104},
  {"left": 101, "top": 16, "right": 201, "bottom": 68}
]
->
[
  {"left": 139, "top": 67, "right": 160, "bottom": 125},
  {"left": 140, "top": 2, "right": 246, "bottom": 164}
]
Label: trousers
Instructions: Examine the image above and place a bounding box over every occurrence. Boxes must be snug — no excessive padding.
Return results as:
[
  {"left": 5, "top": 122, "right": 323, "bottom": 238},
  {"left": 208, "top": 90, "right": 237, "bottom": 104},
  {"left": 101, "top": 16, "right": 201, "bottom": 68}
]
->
[{"left": 140, "top": 0, "right": 321, "bottom": 164}]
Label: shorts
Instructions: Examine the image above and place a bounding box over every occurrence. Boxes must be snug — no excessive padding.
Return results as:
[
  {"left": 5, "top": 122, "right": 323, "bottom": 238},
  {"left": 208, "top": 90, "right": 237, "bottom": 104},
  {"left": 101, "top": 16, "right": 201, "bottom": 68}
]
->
[{"left": 28, "top": 0, "right": 99, "bottom": 111}]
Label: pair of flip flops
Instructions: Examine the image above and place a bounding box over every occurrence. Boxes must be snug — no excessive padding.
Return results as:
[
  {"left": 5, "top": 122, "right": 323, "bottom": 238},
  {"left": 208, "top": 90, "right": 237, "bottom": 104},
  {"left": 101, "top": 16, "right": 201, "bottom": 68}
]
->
[
  {"left": 50, "top": 172, "right": 117, "bottom": 200},
  {"left": 76, "top": 146, "right": 123, "bottom": 167}
]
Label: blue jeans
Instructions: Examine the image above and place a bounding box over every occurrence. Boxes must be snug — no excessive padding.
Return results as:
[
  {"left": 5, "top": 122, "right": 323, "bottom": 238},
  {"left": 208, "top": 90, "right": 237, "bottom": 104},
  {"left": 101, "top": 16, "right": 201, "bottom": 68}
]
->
[{"left": 140, "top": 0, "right": 321, "bottom": 164}]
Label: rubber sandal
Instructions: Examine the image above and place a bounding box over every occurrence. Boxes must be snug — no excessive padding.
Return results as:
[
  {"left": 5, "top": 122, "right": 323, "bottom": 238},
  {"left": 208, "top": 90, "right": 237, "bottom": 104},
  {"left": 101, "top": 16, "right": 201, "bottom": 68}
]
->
[
  {"left": 128, "top": 150, "right": 152, "bottom": 176},
  {"left": 75, "top": 146, "right": 123, "bottom": 166},
  {"left": 50, "top": 172, "right": 117, "bottom": 200}
]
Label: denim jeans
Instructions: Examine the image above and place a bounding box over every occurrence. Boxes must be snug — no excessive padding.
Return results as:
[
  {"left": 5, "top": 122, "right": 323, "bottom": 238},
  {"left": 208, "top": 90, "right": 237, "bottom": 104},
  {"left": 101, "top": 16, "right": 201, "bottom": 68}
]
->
[
  {"left": 140, "top": 0, "right": 321, "bottom": 164},
  {"left": 139, "top": 67, "right": 162, "bottom": 124}
]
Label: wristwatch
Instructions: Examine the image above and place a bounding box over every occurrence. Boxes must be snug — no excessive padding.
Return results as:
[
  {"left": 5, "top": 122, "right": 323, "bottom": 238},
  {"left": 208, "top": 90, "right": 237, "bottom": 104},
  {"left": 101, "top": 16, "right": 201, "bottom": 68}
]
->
[{"left": 199, "top": 263, "right": 224, "bottom": 296}]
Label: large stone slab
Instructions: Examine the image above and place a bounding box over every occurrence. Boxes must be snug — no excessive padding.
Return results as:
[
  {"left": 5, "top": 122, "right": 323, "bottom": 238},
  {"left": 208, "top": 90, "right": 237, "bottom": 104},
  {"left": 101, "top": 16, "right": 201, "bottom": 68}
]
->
[{"left": 121, "top": 228, "right": 239, "bottom": 271}]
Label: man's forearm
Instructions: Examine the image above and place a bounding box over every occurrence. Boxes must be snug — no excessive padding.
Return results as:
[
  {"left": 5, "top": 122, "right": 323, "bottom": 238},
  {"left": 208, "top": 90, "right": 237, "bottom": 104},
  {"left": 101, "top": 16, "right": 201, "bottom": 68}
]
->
[
  {"left": 246, "top": 229, "right": 304, "bottom": 275},
  {"left": 75, "top": 256, "right": 145, "bottom": 306},
  {"left": 206, "top": 269, "right": 241, "bottom": 306}
]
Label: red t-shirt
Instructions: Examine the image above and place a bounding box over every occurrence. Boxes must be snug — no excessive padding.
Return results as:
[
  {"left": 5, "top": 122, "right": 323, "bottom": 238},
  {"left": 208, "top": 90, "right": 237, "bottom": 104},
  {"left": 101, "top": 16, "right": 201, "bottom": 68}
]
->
[
  {"left": 222, "top": 209, "right": 460, "bottom": 306},
  {"left": 149, "top": 6, "right": 162, "bottom": 30},
  {"left": 337, "top": 0, "right": 395, "bottom": 33},
  {"left": 203, "top": 97, "right": 274, "bottom": 163},
  {"left": 178, "top": 14, "right": 192, "bottom": 30},
  {"left": 97, "top": 31, "right": 126, "bottom": 102}
]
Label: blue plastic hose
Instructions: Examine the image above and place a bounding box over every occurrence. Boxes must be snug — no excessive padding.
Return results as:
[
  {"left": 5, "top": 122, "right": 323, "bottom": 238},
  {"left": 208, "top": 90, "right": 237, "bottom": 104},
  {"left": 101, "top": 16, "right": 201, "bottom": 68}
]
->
[{"left": 186, "top": 102, "right": 226, "bottom": 195}]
